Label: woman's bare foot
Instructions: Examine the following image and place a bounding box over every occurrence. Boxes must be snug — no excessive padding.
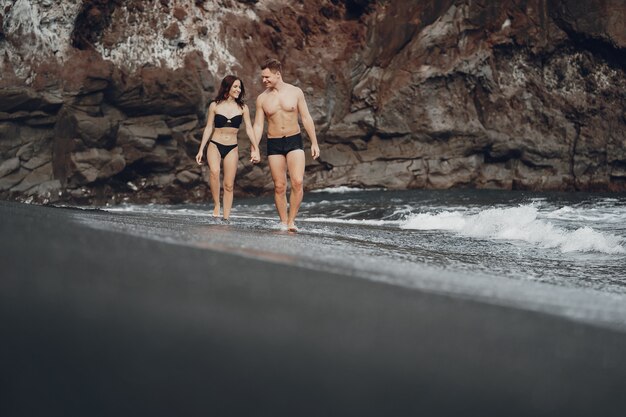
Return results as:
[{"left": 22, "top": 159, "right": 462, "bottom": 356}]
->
[
  {"left": 287, "top": 223, "right": 298, "bottom": 232},
  {"left": 212, "top": 205, "right": 220, "bottom": 217}
]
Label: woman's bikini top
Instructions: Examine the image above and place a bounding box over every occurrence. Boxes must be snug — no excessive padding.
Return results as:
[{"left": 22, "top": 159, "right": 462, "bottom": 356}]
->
[{"left": 214, "top": 113, "right": 243, "bottom": 129}]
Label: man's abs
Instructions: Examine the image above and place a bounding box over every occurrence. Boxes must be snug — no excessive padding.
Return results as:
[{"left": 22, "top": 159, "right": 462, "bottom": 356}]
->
[{"left": 266, "top": 111, "right": 300, "bottom": 138}]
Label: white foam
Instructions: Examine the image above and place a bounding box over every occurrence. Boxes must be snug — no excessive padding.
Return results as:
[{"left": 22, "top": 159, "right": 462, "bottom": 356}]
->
[
  {"left": 303, "top": 217, "right": 398, "bottom": 227},
  {"left": 101, "top": 201, "right": 626, "bottom": 255},
  {"left": 546, "top": 205, "right": 626, "bottom": 223},
  {"left": 401, "top": 204, "right": 626, "bottom": 254},
  {"left": 400, "top": 210, "right": 468, "bottom": 231},
  {"left": 105, "top": 204, "right": 208, "bottom": 217},
  {"left": 547, "top": 206, "right": 575, "bottom": 216},
  {"left": 311, "top": 186, "right": 383, "bottom": 194},
  {"left": 561, "top": 227, "right": 626, "bottom": 253}
]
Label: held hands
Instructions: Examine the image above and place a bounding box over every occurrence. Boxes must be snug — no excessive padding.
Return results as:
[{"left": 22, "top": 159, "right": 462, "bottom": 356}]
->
[
  {"left": 311, "top": 143, "right": 320, "bottom": 160},
  {"left": 250, "top": 148, "right": 261, "bottom": 164}
]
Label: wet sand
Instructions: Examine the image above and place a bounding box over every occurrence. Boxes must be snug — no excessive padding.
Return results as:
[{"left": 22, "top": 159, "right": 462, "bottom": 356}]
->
[{"left": 1, "top": 200, "right": 626, "bottom": 417}]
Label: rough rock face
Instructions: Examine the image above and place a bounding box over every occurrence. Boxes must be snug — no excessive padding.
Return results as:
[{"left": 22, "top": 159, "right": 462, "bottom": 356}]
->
[{"left": 0, "top": 0, "right": 625, "bottom": 205}]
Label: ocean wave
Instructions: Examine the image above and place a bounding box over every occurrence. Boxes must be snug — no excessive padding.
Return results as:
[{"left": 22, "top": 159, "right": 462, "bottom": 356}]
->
[
  {"left": 310, "top": 186, "right": 383, "bottom": 194},
  {"left": 400, "top": 204, "right": 625, "bottom": 254},
  {"left": 303, "top": 217, "right": 397, "bottom": 226},
  {"left": 546, "top": 205, "right": 626, "bottom": 223},
  {"left": 104, "top": 205, "right": 208, "bottom": 216}
]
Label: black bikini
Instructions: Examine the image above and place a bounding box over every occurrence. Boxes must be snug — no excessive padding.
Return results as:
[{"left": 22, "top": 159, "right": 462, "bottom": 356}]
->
[
  {"left": 211, "top": 113, "right": 242, "bottom": 158},
  {"left": 214, "top": 114, "right": 242, "bottom": 129},
  {"left": 210, "top": 141, "right": 238, "bottom": 158}
]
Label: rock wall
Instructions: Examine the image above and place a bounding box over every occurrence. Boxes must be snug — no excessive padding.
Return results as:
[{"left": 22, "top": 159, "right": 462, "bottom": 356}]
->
[{"left": 1, "top": 0, "right": 625, "bottom": 205}]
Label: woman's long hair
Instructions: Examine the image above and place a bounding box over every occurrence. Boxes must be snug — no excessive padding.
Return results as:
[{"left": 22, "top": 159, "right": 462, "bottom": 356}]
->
[{"left": 214, "top": 75, "right": 245, "bottom": 108}]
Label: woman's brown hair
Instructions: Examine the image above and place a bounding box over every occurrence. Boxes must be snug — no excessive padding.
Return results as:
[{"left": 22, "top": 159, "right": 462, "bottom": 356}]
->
[{"left": 214, "top": 75, "right": 245, "bottom": 107}]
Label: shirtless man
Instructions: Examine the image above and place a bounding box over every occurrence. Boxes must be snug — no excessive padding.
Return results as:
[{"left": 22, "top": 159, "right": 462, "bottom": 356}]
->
[{"left": 253, "top": 59, "right": 320, "bottom": 232}]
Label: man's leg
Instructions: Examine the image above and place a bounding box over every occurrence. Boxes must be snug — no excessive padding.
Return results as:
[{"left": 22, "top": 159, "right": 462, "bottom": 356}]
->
[
  {"left": 286, "top": 149, "right": 305, "bottom": 230},
  {"left": 268, "top": 154, "right": 288, "bottom": 226}
]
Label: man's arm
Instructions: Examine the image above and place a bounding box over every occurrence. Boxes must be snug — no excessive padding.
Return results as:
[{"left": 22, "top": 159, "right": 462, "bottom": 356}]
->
[
  {"left": 297, "top": 88, "right": 320, "bottom": 159},
  {"left": 253, "top": 94, "right": 265, "bottom": 150}
]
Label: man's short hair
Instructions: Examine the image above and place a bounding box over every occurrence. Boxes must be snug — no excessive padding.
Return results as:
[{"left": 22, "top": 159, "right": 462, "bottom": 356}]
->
[{"left": 261, "top": 58, "right": 282, "bottom": 73}]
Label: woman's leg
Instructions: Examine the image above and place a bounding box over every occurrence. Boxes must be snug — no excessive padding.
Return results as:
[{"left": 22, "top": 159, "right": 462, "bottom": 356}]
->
[
  {"left": 221, "top": 147, "right": 239, "bottom": 220},
  {"left": 207, "top": 143, "right": 221, "bottom": 217}
]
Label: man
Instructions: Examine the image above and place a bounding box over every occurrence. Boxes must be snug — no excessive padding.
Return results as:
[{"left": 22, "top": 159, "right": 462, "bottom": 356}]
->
[{"left": 253, "top": 59, "right": 320, "bottom": 232}]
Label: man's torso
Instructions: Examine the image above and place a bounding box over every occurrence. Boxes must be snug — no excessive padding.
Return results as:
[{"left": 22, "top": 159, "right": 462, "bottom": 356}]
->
[{"left": 261, "top": 84, "right": 301, "bottom": 138}]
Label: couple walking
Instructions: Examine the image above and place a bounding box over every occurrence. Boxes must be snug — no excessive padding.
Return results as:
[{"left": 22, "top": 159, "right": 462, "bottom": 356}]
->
[{"left": 195, "top": 59, "right": 320, "bottom": 232}]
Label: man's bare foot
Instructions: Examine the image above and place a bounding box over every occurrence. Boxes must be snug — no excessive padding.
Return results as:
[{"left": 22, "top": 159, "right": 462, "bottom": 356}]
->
[{"left": 212, "top": 205, "right": 220, "bottom": 217}]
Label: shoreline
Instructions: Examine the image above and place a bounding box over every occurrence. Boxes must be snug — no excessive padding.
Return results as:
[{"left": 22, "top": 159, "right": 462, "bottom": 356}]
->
[
  {"left": 2, "top": 200, "right": 626, "bottom": 416},
  {"left": 70, "top": 198, "right": 626, "bottom": 332}
]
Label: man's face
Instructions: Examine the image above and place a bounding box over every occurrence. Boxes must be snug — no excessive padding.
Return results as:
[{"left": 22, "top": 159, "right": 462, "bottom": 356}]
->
[{"left": 261, "top": 68, "right": 280, "bottom": 88}]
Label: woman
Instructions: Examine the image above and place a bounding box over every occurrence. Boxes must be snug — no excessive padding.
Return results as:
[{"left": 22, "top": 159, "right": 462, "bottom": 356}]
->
[{"left": 196, "top": 75, "right": 259, "bottom": 220}]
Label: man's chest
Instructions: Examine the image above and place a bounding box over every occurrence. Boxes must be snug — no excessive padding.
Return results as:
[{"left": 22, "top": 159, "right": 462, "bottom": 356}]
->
[{"left": 263, "top": 93, "right": 298, "bottom": 116}]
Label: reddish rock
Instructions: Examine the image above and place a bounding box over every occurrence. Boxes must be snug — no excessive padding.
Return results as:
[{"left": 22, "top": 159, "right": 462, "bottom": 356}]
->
[
  {"left": 12, "top": 162, "right": 54, "bottom": 193},
  {"left": 60, "top": 49, "right": 114, "bottom": 94},
  {"left": 25, "top": 179, "right": 62, "bottom": 201},
  {"left": 163, "top": 22, "right": 181, "bottom": 40},
  {"left": 23, "top": 152, "right": 51, "bottom": 170},
  {"left": 0, "top": 157, "right": 20, "bottom": 178},
  {"left": 176, "top": 169, "right": 200, "bottom": 186},
  {"left": 70, "top": 148, "right": 125, "bottom": 183},
  {"left": 71, "top": 0, "right": 122, "bottom": 50},
  {"left": 549, "top": 0, "right": 626, "bottom": 48},
  {"left": 0, "top": 168, "right": 29, "bottom": 192},
  {"left": 1, "top": 0, "right": 625, "bottom": 204},
  {"left": 107, "top": 51, "right": 211, "bottom": 117},
  {"left": 0, "top": 88, "right": 62, "bottom": 113},
  {"left": 172, "top": 6, "right": 187, "bottom": 22}
]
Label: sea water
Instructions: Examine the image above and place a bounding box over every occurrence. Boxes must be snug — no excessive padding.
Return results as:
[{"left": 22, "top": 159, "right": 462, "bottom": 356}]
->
[{"left": 89, "top": 188, "right": 626, "bottom": 328}]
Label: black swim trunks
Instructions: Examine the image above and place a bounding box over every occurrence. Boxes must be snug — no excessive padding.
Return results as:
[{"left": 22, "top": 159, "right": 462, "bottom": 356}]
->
[
  {"left": 210, "top": 140, "right": 238, "bottom": 159},
  {"left": 267, "top": 133, "right": 304, "bottom": 156}
]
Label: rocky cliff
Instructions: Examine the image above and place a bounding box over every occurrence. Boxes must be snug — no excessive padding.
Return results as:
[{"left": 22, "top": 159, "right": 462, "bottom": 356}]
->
[{"left": 1, "top": 0, "right": 624, "bottom": 205}]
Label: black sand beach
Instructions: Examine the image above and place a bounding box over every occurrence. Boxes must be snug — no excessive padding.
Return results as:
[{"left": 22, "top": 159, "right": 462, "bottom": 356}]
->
[{"left": 2, "top": 200, "right": 626, "bottom": 417}]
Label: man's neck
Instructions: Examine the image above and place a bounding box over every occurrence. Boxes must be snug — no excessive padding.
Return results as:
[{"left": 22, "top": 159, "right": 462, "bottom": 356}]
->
[{"left": 273, "top": 79, "right": 286, "bottom": 92}]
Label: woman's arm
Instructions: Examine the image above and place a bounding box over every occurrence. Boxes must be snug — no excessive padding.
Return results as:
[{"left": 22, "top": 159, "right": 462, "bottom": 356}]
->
[
  {"left": 243, "top": 105, "right": 260, "bottom": 163},
  {"left": 196, "top": 102, "right": 216, "bottom": 164}
]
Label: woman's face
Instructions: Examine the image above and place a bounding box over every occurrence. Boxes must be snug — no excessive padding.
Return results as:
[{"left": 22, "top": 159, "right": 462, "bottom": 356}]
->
[{"left": 228, "top": 80, "right": 242, "bottom": 99}]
